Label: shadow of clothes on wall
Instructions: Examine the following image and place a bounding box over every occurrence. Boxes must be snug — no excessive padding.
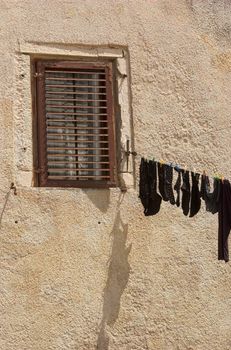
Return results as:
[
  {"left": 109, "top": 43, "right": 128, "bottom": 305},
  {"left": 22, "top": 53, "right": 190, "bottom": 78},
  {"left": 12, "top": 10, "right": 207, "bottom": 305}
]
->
[{"left": 96, "top": 211, "right": 132, "bottom": 350}]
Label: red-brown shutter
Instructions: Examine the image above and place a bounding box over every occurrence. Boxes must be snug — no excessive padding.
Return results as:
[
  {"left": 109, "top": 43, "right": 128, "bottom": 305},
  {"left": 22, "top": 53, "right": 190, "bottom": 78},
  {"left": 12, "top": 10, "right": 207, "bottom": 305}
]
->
[{"left": 35, "top": 60, "right": 117, "bottom": 188}]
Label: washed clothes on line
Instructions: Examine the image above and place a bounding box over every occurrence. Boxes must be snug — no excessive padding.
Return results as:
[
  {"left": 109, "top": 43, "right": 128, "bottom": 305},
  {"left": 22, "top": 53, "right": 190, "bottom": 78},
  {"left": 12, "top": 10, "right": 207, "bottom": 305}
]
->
[{"left": 139, "top": 158, "right": 231, "bottom": 262}]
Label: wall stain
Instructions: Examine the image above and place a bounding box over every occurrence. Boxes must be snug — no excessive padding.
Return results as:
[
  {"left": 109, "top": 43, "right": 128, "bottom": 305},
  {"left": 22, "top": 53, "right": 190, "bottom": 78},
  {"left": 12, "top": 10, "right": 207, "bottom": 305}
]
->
[
  {"left": 96, "top": 211, "right": 132, "bottom": 349},
  {"left": 212, "top": 52, "right": 231, "bottom": 72}
]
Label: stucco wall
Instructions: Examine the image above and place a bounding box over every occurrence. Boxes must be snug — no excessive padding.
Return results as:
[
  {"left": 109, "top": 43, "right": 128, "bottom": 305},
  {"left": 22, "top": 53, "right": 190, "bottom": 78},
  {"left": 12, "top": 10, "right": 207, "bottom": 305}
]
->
[{"left": 0, "top": 1, "right": 231, "bottom": 349}]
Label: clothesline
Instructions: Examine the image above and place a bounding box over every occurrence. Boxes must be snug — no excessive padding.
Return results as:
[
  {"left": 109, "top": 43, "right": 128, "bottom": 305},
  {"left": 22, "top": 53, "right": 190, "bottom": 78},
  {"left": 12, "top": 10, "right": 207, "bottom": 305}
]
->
[{"left": 134, "top": 155, "right": 226, "bottom": 181}]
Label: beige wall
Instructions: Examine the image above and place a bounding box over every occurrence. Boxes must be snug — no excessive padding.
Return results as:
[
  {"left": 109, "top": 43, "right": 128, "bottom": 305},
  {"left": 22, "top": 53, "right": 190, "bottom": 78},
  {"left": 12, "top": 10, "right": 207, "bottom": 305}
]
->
[{"left": 0, "top": 1, "right": 231, "bottom": 349}]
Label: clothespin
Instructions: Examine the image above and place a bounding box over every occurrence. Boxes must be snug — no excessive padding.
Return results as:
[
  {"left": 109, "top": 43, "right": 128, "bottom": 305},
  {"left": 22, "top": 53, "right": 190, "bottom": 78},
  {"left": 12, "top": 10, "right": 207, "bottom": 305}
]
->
[
  {"left": 147, "top": 155, "right": 153, "bottom": 161},
  {"left": 175, "top": 163, "right": 181, "bottom": 171},
  {"left": 219, "top": 173, "right": 225, "bottom": 182}
]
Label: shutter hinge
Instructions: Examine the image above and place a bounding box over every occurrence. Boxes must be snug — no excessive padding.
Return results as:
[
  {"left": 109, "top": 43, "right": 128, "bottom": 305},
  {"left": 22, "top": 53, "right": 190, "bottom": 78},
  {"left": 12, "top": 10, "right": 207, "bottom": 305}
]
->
[
  {"left": 113, "top": 165, "right": 117, "bottom": 178},
  {"left": 33, "top": 72, "right": 43, "bottom": 78},
  {"left": 34, "top": 167, "right": 46, "bottom": 174},
  {"left": 108, "top": 70, "right": 112, "bottom": 83}
]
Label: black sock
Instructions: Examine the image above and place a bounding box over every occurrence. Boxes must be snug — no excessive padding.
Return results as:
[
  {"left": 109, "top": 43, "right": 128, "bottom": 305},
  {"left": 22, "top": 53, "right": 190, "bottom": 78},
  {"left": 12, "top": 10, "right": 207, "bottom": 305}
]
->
[
  {"left": 145, "top": 160, "right": 162, "bottom": 216},
  {"left": 200, "top": 174, "right": 209, "bottom": 200},
  {"left": 158, "top": 163, "right": 168, "bottom": 201},
  {"left": 174, "top": 168, "right": 181, "bottom": 207},
  {"left": 181, "top": 170, "right": 190, "bottom": 216},
  {"left": 139, "top": 158, "right": 149, "bottom": 214},
  {"left": 204, "top": 178, "right": 221, "bottom": 214},
  {"left": 165, "top": 164, "right": 175, "bottom": 205},
  {"left": 189, "top": 172, "right": 201, "bottom": 217}
]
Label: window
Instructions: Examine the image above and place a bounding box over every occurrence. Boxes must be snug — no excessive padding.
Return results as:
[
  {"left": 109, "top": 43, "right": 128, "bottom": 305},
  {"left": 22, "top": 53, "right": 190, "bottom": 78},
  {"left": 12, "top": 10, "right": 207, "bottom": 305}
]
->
[{"left": 33, "top": 60, "right": 117, "bottom": 188}]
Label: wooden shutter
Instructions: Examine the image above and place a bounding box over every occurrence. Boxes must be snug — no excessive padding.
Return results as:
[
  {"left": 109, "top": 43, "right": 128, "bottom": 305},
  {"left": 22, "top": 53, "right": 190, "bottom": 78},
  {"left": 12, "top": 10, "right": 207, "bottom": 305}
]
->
[{"left": 34, "top": 60, "right": 117, "bottom": 188}]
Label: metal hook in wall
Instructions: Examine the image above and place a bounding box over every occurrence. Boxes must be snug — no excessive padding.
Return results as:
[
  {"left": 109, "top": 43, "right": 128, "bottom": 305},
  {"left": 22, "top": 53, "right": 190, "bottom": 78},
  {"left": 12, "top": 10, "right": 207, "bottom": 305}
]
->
[
  {"left": 10, "top": 182, "right": 17, "bottom": 195},
  {"left": 124, "top": 139, "right": 137, "bottom": 157},
  {"left": 124, "top": 139, "right": 137, "bottom": 172}
]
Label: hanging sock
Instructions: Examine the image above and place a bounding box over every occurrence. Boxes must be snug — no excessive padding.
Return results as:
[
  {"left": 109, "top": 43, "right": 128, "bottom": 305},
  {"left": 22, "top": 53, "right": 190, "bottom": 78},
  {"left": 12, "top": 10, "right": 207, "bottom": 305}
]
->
[
  {"left": 174, "top": 167, "right": 181, "bottom": 207},
  {"left": 189, "top": 172, "right": 201, "bottom": 217},
  {"left": 165, "top": 164, "right": 175, "bottom": 205},
  {"left": 200, "top": 174, "right": 210, "bottom": 200},
  {"left": 204, "top": 178, "right": 221, "bottom": 214},
  {"left": 139, "top": 158, "right": 162, "bottom": 216},
  {"left": 218, "top": 180, "right": 231, "bottom": 262},
  {"left": 146, "top": 160, "right": 162, "bottom": 216},
  {"left": 181, "top": 170, "right": 190, "bottom": 216},
  {"left": 139, "top": 158, "right": 149, "bottom": 214},
  {"left": 158, "top": 163, "right": 168, "bottom": 201}
]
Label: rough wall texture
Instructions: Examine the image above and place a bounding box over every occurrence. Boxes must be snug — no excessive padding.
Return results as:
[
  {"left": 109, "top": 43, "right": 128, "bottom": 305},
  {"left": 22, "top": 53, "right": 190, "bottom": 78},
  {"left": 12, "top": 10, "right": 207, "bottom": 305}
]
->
[{"left": 0, "top": 0, "right": 231, "bottom": 349}]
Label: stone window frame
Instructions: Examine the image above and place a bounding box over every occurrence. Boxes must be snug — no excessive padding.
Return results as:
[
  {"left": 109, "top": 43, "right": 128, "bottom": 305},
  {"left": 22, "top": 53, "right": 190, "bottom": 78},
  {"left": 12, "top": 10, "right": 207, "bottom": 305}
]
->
[{"left": 14, "top": 42, "right": 134, "bottom": 190}]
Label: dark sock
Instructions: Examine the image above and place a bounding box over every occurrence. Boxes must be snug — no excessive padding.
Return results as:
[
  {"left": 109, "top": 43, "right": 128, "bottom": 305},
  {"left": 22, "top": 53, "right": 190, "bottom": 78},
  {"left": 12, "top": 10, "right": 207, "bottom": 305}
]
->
[
  {"left": 204, "top": 178, "right": 221, "bottom": 214},
  {"left": 158, "top": 163, "right": 168, "bottom": 201},
  {"left": 174, "top": 168, "right": 181, "bottom": 207},
  {"left": 145, "top": 160, "right": 162, "bottom": 216},
  {"left": 181, "top": 170, "right": 190, "bottom": 216},
  {"left": 218, "top": 180, "right": 231, "bottom": 262},
  {"left": 165, "top": 164, "right": 175, "bottom": 205},
  {"left": 139, "top": 158, "right": 149, "bottom": 214},
  {"left": 200, "top": 174, "right": 209, "bottom": 200},
  {"left": 189, "top": 172, "right": 201, "bottom": 217}
]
